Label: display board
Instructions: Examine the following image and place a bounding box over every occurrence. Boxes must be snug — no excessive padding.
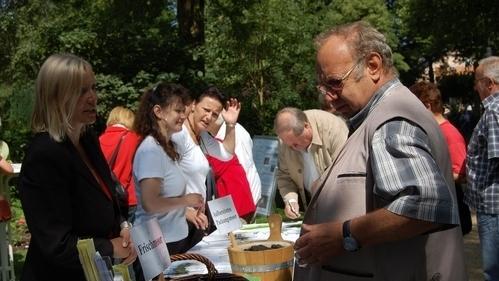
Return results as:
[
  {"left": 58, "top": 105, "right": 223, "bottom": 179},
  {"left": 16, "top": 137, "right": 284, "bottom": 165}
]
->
[{"left": 252, "top": 135, "right": 279, "bottom": 216}]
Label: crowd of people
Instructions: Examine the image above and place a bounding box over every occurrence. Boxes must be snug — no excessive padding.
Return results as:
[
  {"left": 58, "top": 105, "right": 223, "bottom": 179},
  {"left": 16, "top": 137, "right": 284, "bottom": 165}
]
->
[{"left": 11, "top": 20, "right": 499, "bottom": 281}]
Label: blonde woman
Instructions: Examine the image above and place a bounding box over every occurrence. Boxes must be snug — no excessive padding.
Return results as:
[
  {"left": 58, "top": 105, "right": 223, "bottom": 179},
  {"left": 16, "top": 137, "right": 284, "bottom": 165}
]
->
[
  {"left": 99, "top": 106, "right": 141, "bottom": 222},
  {"left": 18, "top": 54, "right": 136, "bottom": 281}
]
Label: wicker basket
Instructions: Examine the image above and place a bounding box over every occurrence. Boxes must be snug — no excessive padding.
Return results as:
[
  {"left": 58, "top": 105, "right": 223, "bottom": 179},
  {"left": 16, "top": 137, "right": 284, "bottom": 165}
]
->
[{"left": 167, "top": 253, "right": 248, "bottom": 281}]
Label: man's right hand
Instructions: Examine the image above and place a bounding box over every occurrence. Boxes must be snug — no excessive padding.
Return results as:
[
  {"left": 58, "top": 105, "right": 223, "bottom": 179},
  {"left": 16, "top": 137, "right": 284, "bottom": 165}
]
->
[{"left": 284, "top": 199, "right": 300, "bottom": 219}]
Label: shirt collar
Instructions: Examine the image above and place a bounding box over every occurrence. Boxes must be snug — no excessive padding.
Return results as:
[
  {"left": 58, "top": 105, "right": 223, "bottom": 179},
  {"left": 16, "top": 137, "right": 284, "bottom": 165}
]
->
[
  {"left": 482, "top": 92, "right": 499, "bottom": 108},
  {"left": 310, "top": 125, "right": 322, "bottom": 149},
  {"left": 347, "top": 78, "right": 400, "bottom": 132}
]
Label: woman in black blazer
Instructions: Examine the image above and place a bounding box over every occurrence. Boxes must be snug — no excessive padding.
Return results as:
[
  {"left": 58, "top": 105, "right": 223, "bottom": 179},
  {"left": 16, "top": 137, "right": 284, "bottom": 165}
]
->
[{"left": 18, "top": 54, "right": 137, "bottom": 281}]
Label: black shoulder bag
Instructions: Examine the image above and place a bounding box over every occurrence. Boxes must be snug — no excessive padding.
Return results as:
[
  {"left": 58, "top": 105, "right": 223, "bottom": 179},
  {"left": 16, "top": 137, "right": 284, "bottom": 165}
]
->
[{"left": 107, "top": 132, "right": 129, "bottom": 220}]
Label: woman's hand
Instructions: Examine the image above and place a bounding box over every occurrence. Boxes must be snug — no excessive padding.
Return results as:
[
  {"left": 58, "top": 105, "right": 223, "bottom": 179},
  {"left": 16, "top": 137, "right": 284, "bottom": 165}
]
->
[
  {"left": 119, "top": 226, "right": 131, "bottom": 247},
  {"left": 111, "top": 234, "right": 137, "bottom": 265},
  {"left": 222, "top": 98, "right": 241, "bottom": 126},
  {"left": 186, "top": 207, "right": 209, "bottom": 230},
  {"left": 183, "top": 193, "right": 204, "bottom": 209}
]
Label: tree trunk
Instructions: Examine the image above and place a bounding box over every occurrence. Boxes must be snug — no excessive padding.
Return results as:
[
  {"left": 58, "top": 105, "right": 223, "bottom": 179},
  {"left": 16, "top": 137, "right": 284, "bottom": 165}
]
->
[
  {"left": 177, "top": 0, "right": 205, "bottom": 71},
  {"left": 427, "top": 57, "right": 435, "bottom": 83}
]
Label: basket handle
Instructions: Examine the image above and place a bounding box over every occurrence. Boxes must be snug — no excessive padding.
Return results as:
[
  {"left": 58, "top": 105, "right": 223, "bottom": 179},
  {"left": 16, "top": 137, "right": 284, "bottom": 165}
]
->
[{"left": 170, "top": 253, "right": 218, "bottom": 277}]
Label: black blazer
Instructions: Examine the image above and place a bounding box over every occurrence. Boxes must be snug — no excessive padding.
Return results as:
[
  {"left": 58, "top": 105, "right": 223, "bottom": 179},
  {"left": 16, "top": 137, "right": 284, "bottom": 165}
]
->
[{"left": 18, "top": 131, "right": 122, "bottom": 281}]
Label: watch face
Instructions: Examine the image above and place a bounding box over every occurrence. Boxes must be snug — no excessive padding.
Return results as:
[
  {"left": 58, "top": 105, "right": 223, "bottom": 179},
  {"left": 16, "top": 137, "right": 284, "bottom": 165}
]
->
[{"left": 343, "top": 236, "right": 359, "bottom": 252}]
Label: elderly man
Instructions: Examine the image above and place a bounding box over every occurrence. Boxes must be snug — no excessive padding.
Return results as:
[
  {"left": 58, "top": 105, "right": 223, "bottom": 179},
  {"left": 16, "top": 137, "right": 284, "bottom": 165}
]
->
[
  {"left": 274, "top": 108, "right": 348, "bottom": 219},
  {"left": 464, "top": 56, "right": 499, "bottom": 281},
  {"left": 293, "top": 21, "right": 466, "bottom": 281}
]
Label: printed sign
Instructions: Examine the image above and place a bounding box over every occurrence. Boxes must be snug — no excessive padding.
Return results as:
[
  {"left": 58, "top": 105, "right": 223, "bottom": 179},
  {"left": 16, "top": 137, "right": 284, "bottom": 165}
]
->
[
  {"left": 252, "top": 135, "right": 279, "bottom": 216},
  {"left": 208, "top": 195, "right": 242, "bottom": 234},
  {"left": 130, "top": 218, "right": 170, "bottom": 281}
]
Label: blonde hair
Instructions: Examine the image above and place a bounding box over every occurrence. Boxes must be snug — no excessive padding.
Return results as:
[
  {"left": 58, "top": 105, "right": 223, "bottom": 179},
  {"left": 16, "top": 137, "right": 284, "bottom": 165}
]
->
[
  {"left": 106, "top": 106, "right": 135, "bottom": 129},
  {"left": 31, "top": 54, "right": 93, "bottom": 142}
]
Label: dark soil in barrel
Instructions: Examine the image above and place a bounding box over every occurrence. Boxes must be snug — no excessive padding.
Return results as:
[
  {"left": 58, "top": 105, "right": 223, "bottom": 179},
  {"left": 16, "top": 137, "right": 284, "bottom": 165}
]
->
[{"left": 244, "top": 244, "right": 284, "bottom": 251}]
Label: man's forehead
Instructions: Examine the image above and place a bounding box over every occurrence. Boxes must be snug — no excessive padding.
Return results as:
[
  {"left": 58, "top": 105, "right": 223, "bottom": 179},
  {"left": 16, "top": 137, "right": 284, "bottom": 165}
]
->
[
  {"left": 317, "top": 37, "right": 355, "bottom": 75},
  {"left": 317, "top": 36, "right": 352, "bottom": 60}
]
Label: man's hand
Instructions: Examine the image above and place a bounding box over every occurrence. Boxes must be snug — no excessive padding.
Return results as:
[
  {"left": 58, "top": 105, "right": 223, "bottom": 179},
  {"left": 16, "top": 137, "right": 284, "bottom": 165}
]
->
[
  {"left": 294, "top": 222, "right": 343, "bottom": 265},
  {"left": 284, "top": 199, "right": 300, "bottom": 219}
]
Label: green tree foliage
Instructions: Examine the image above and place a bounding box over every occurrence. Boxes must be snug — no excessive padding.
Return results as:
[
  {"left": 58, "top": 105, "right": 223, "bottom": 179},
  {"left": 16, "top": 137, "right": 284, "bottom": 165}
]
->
[
  {"left": 0, "top": 0, "right": 193, "bottom": 161},
  {"left": 203, "top": 0, "right": 399, "bottom": 135},
  {"left": 0, "top": 0, "right": 404, "bottom": 160},
  {"left": 395, "top": 0, "right": 499, "bottom": 84}
]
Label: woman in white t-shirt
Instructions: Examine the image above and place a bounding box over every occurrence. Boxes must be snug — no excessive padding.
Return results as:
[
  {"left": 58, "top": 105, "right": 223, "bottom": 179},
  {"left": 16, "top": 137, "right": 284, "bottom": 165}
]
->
[
  {"left": 133, "top": 83, "right": 204, "bottom": 257},
  {"left": 172, "top": 86, "right": 241, "bottom": 248}
]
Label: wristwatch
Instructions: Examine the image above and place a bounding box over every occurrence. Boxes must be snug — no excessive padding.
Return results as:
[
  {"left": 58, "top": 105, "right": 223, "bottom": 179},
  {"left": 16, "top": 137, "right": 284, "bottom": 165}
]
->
[{"left": 342, "top": 220, "right": 360, "bottom": 252}]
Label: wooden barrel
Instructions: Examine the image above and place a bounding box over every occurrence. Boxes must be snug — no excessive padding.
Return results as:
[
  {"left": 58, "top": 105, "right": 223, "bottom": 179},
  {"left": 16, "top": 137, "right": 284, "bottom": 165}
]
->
[{"left": 228, "top": 214, "right": 294, "bottom": 281}]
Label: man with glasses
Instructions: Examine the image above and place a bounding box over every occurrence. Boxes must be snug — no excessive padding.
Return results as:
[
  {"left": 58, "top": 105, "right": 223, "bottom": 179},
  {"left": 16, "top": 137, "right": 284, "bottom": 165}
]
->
[
  {"left": 274, "top": 107, "right": 348, "bottom": 219},
  {"left": 465, "top": 56, "right": 499, "bottom": 281},
  {"left": 293, "top": 21, "right": 466, "bottom": 281}
]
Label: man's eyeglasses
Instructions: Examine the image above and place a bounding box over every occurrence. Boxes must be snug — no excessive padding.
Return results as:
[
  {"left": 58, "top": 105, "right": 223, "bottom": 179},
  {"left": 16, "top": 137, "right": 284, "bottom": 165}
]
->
[
  {"left": 474, "top": 77, "right": 490, "bottom": 85},
  {"left": 317, "top": 61, "right": 360, "bottom": 95}
]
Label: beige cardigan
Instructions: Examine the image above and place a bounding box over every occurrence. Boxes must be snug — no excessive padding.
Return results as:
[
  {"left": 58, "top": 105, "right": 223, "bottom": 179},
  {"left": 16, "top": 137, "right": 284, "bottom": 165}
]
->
[{"left": 276, "top": 109, "right": 348, "bottom": 208}]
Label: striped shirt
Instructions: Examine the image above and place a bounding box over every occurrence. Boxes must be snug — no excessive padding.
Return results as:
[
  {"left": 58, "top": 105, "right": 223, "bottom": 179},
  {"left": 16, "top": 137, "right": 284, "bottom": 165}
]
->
[
  {"left": 465, "top": 92, "right": 499, "bottom": 214},
  {"left": 348, "top": 79, "right": 458, "bottom": 224}
]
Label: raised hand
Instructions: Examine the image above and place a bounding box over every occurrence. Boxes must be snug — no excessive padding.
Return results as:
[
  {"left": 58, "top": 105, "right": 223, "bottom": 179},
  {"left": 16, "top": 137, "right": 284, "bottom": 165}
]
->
[{"left": 222, "top": 98, "right": 241, "bottom": 126}]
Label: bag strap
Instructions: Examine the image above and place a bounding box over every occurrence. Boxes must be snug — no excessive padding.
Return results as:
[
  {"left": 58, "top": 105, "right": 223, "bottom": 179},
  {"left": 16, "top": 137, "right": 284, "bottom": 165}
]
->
[
  {"left": 199, "top": 134, "right": 218, "bottom": 200},
  {"left": 108, "top": 132, "right": 127, "bottom": 169},
  {"left": 205, "top": 168, "right": 218, "bottom": 200}
]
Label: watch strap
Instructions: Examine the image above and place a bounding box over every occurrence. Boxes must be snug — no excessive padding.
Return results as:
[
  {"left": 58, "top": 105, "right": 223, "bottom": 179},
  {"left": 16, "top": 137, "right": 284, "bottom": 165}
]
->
[{"left": 342, "top": 219, "right": 351, "bottom": 239}]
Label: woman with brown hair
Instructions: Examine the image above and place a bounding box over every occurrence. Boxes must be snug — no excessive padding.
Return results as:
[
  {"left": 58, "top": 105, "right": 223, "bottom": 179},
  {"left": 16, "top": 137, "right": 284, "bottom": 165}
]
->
[{"left": 132, "top": 82, "right": 204, "bottom": 254}]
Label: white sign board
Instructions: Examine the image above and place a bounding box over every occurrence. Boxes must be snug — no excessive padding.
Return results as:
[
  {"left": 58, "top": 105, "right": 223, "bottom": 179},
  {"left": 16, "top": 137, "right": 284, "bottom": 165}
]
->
[
  {"left": 252, "top": 135, "right": 279, "bottom": 216},
  {"left": 130, "top": 218, "right": 170, "bottom": 281},
  {"left": 208, "top": 195, "right": 241, "bottom": 234}
]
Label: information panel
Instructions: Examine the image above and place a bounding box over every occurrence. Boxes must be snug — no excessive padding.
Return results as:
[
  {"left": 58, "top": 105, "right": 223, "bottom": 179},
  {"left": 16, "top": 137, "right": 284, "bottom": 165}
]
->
[{"left": 252, "top": 135, "right": 279, "bottom": 216}]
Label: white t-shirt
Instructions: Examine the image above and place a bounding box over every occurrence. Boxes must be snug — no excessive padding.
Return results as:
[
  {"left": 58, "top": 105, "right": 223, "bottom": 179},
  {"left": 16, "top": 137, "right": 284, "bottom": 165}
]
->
[
  {"left": 215, "top": 123, "right": 262, "bottom": 204},
  {"left": 172, "top": 125, "right": 210, "bottom": 200},
  {"left": 133, "top": 136, "right": 187, "bottom": 243}
]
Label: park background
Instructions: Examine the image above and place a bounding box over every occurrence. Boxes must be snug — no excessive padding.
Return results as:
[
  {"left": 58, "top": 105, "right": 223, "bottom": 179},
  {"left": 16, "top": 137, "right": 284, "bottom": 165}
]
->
[{"left": 0, "top": 0, "right": 497, "bottom": 279}]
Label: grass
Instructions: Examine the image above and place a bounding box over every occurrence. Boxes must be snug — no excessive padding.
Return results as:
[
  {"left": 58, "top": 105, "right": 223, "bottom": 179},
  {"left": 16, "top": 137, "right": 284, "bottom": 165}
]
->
[{"left": 13, "top": 249, "right": 26, "bottom": 279}]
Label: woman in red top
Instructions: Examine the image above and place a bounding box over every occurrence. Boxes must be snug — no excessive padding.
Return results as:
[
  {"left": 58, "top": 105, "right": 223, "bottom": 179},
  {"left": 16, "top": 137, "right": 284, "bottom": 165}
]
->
[
  {"left": 410, "top": 81, "right": 471, "bottom": 234},
  {"left": 100, "top": 106, "right": 141, "bottom": 222}
]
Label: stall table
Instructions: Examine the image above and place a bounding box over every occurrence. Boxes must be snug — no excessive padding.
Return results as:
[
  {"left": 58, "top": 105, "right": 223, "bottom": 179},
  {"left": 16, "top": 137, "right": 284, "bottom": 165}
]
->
[{"left": 164, "top": 221, "right": 301, "bottom": 278}]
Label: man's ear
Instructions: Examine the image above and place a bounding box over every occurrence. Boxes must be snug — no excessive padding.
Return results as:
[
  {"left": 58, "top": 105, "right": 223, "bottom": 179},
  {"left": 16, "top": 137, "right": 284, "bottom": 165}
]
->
[
  {"left": 366, "top": 52, "right": 383, "bottom": 82},
  {"left": 487, "top": 78, "right": 497, "bottom": 92}
]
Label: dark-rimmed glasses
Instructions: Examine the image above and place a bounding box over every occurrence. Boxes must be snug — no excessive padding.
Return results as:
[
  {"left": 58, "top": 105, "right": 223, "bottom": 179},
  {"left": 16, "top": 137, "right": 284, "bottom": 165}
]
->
[{"left": 317, "top": 61, "right": 360, "bottom": 96}]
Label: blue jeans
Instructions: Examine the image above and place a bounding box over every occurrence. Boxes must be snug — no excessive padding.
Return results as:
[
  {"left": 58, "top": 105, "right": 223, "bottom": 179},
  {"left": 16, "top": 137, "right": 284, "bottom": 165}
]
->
[{"left": 477, "top": 212, "right": 499, "bottom": 281}]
